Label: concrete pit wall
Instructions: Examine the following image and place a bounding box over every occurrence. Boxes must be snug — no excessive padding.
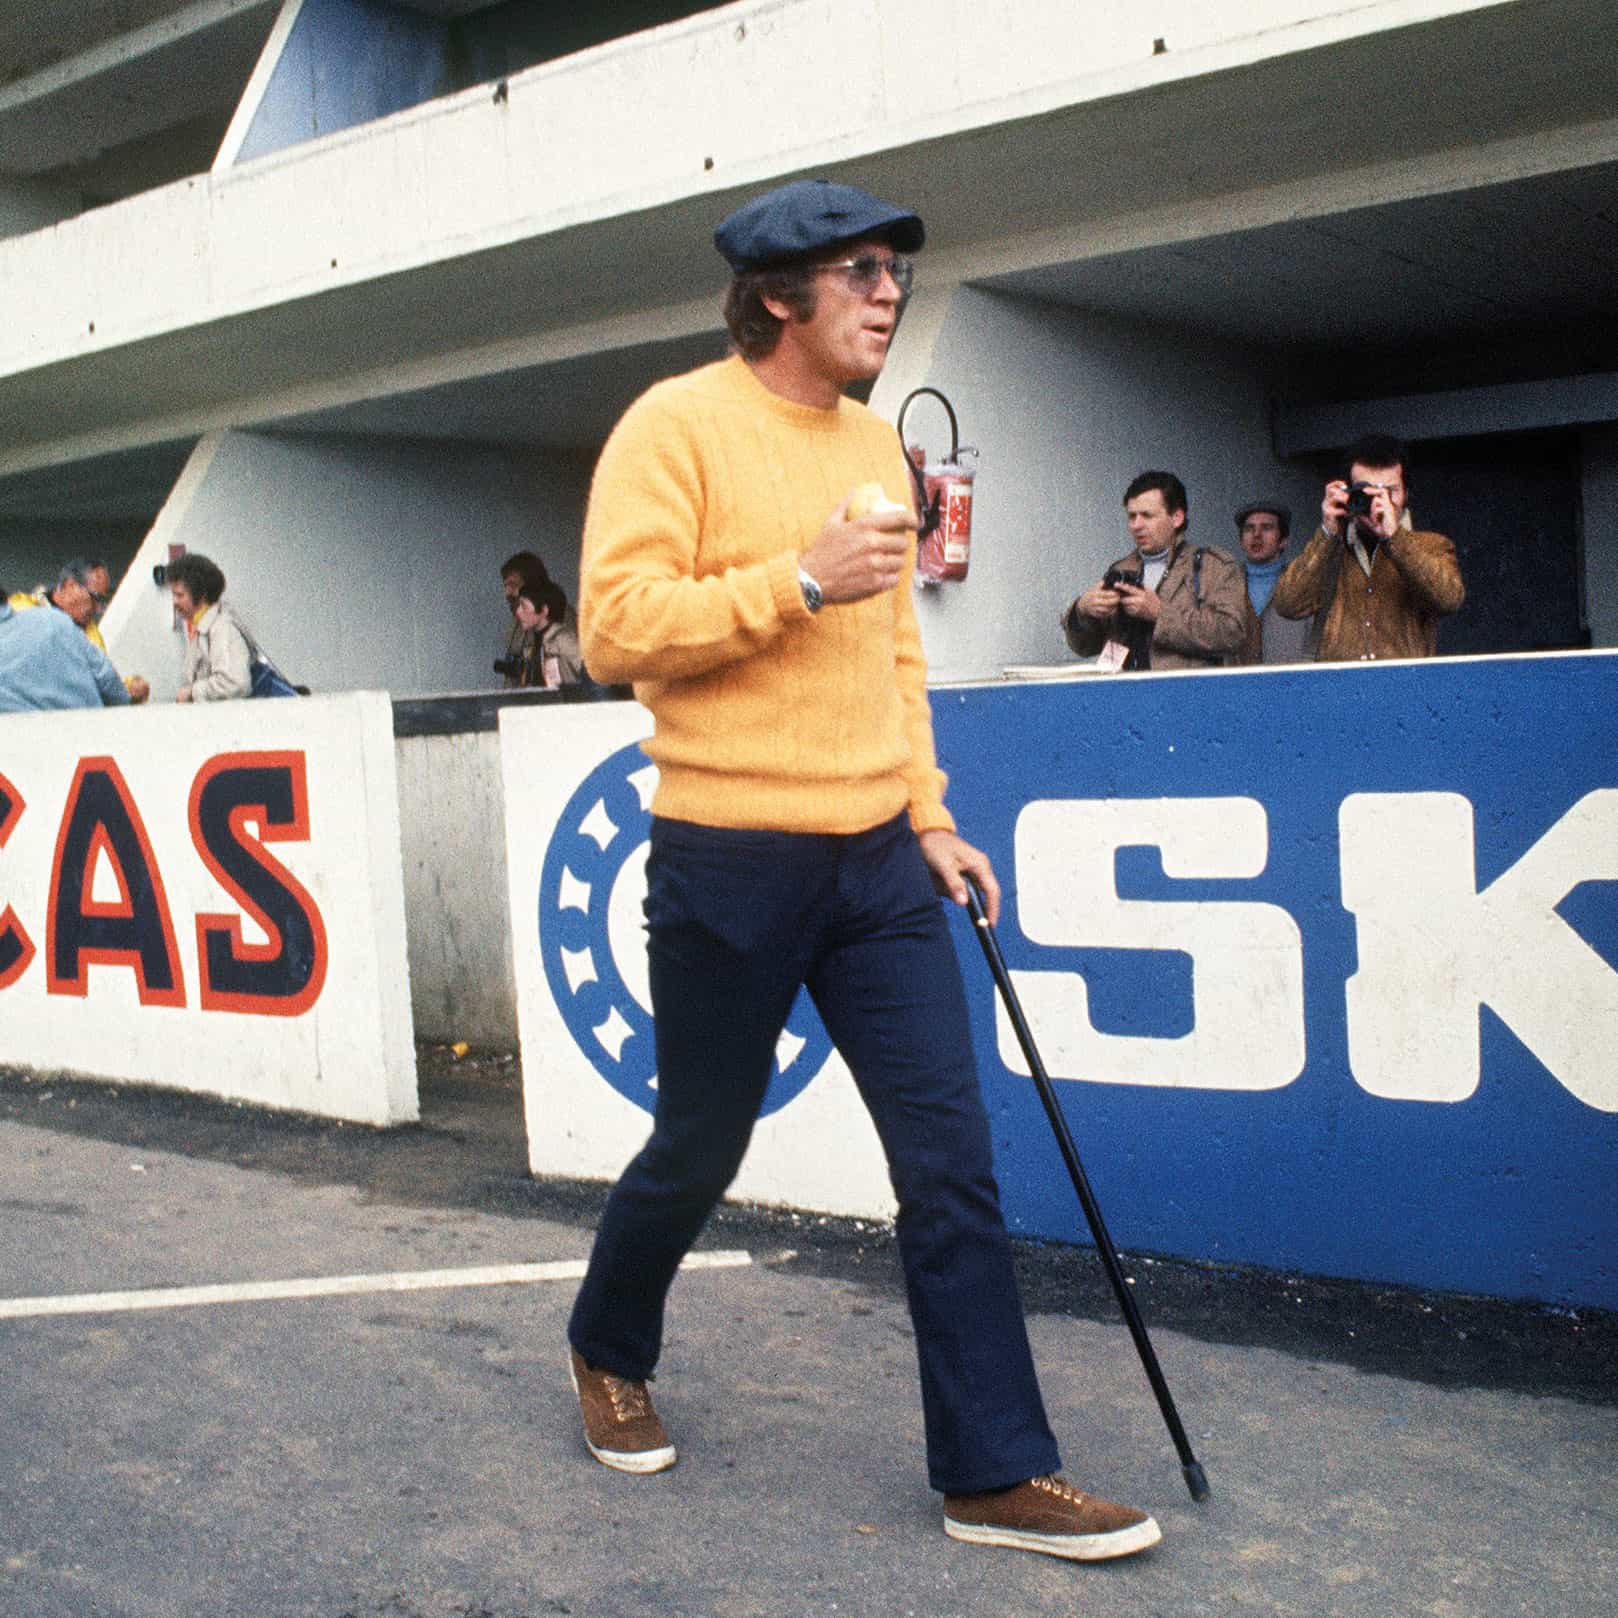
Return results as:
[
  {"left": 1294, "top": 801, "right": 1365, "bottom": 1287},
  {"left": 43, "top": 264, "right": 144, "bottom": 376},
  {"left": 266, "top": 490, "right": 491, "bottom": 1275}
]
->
[
  {"left": 0, "top": 691, "right": 417, "bottom": 1124},
  {"left": 394, "top": 725, "right": 515, "bottom": 1049},
  {"left": 501, "top": 659, "right": 1618, "bottom": 1311}
]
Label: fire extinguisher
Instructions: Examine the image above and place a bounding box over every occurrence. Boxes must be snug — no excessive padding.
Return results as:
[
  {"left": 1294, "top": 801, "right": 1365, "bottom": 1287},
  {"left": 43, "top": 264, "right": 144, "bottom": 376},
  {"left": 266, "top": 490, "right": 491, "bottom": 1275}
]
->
[{"left": 897, "top": 386, "right": 977, "bottom": 584}]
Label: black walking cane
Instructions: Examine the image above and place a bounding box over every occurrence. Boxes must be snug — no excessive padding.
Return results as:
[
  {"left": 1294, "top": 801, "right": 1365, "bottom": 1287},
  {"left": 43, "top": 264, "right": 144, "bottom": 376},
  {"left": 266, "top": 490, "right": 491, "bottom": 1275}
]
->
[{"left": 963, "top": 875, "right": 1211, "bottom": 1502}]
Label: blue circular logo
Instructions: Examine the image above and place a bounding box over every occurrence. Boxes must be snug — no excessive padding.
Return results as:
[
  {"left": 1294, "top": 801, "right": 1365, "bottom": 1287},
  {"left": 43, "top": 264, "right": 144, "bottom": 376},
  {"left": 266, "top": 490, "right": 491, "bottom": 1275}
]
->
[{"left": 538, "top": 742, "right": 833, "bottom": 1117}]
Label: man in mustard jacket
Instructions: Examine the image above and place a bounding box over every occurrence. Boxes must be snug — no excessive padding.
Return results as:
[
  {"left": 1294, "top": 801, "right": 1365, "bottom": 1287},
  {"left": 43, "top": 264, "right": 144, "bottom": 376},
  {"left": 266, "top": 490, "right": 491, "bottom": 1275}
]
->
[{"left": 1272, "top": 434, "right": 1464, "bottom": 660}]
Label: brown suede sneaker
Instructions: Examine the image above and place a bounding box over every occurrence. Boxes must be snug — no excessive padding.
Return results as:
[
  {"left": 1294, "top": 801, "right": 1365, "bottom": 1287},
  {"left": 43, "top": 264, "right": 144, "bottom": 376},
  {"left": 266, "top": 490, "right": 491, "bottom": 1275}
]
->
[
  {"left": 567, "top": 1348, "right": 677, "bottom": 1474},
  {"left": 943, "top": 1473, "right": 1161, "bottom": 1561}
]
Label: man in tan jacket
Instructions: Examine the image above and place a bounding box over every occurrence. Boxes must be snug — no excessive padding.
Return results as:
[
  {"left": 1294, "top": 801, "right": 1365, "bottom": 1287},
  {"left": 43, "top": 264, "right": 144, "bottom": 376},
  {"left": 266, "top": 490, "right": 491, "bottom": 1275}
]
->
[
  {"left": 1063, "top": 471, "right": 1247, "bottom": 670},
  {"left": 1272, "top": 434, "right": 1463, "bottom": 660}
]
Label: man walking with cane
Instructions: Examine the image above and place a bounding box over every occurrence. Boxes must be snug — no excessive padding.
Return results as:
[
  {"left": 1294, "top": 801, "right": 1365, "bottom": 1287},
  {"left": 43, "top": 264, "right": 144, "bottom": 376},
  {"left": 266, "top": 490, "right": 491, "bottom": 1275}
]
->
[{"left": 565, "top": 178, "right": 1160, "bottom": 1564}]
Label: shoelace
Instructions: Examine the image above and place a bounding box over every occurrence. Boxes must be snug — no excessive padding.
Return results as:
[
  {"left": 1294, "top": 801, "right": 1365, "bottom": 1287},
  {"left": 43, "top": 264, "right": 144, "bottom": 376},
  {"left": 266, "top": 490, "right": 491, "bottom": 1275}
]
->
[
  {"left": 1032, "top": 1474, "right": 1087, "bottom": 1505},
  {"left": 602, "top": 1373, "right": 651, "bottom": 1423}
]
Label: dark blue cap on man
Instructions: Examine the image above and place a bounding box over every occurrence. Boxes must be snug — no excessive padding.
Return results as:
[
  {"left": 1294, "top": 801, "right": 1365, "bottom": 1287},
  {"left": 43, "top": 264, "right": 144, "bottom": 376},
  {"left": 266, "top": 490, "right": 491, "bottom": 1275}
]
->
[{"left": 714, "top": 179, "right": 925, "bottom": 272}]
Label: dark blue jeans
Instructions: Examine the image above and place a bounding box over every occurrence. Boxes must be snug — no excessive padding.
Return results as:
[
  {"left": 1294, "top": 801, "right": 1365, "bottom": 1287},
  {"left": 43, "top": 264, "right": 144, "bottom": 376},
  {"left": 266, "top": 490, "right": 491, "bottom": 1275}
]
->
[{"left": 568, "top": 812, "right": 1061, "bottom": 1493}]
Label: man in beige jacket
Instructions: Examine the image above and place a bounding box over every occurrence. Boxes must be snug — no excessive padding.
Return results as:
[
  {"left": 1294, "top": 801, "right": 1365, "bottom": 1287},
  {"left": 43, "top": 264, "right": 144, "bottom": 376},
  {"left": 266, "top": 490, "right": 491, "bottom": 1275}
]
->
[{"left": 1063, "top": 471, "right": 1247, "bottom": 670}]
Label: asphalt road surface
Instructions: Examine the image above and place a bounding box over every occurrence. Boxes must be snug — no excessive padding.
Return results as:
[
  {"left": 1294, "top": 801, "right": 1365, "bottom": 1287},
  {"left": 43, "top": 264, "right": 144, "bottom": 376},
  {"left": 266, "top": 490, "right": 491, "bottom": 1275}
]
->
[{"left": 1, "top": 1052, "right": 1612, "bottom": 1618}]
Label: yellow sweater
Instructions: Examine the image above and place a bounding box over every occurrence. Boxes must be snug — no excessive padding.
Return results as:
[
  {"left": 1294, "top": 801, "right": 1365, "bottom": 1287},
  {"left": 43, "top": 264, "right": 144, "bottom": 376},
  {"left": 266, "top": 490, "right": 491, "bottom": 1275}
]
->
[{"left": 580, "top": 355, "right": 953, "bottom": 836}]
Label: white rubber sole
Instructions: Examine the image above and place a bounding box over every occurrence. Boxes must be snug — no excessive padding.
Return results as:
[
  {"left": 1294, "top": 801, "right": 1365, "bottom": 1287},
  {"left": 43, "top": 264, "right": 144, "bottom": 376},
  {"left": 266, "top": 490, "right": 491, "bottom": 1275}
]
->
[
  {"left": 583, "top": 1434, "right": 678, "bottom": 1475},
  {"left": 568, "top": 1354, "right": 677, "bottom": 1474},
  {"left": 944, "top": 1512, "right": 1162, "bottom": 1561}
]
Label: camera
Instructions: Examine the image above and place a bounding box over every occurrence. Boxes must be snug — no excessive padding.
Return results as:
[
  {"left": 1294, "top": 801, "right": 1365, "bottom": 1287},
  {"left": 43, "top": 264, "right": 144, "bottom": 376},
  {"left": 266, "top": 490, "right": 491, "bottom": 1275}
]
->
[
  {"left": 492, "top": 655, "right": 524, "bottom": 679},
  {"left": 1345, "top": 482, "right": 1376, "bottom": 522},
  {"left": 1103, "top": 566, "right": 1140, "bottom": 590}
]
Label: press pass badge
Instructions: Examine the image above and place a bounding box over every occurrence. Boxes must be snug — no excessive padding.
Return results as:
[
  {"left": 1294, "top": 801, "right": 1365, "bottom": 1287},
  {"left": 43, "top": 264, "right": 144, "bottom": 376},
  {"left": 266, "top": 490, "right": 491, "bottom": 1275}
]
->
[{"left": 1097, "top": 639, "right": 1131, "bottom": 672}]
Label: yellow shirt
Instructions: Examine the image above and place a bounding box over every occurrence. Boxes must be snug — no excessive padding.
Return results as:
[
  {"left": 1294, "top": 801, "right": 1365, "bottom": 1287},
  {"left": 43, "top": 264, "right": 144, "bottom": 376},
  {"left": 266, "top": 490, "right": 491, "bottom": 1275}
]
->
[{"left": 580, "top": 356, "right": 952, "bottom": 836}]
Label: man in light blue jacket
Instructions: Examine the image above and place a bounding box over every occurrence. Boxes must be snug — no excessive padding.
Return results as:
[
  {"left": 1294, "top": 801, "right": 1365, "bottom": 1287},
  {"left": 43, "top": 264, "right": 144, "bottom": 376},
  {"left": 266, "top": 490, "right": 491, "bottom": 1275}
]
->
[{"left": 0, "top": 594, "right": 131, "bottom": 712}]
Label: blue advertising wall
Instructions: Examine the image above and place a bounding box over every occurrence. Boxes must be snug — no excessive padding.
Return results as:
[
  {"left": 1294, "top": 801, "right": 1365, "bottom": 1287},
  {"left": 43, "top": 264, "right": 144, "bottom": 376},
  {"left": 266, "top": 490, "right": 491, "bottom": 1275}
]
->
[{"left": 931, "top": 653, "right": 1617, "bottom": 1311}]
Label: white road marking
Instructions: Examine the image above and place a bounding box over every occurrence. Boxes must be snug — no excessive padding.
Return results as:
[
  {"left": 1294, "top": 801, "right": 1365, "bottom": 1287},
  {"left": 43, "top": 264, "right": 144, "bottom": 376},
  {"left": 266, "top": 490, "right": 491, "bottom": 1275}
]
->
[{"left": 0, "top": 1250, "right": 751, "bottom": 1321}]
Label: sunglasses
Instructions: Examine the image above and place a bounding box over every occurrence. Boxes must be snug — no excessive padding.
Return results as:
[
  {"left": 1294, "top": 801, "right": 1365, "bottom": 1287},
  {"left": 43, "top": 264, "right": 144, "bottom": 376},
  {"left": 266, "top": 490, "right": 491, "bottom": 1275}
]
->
[{"left": 817, "top": 253, "right": 915, "bottom": 297}]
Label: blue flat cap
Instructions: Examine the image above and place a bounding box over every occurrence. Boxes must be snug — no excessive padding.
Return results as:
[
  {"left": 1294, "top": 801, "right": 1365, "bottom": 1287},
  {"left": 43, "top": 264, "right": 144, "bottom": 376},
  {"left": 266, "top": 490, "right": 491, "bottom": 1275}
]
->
[
  {"left": 714, "top": 179, "right": 924, "bottom": 272},
  {"left": 1235, "top": 499, "right": 1292, "bottom": 535}
]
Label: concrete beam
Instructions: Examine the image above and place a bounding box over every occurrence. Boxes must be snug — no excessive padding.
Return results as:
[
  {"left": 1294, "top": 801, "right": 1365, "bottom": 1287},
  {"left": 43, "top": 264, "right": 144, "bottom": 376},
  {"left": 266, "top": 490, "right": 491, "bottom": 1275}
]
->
[
  {"left": 1278, "top": 371, "right": 1618, "bottom": 455},
  {"left": 0, "top": 1, "right": 276, "bottom": 175},
  {"left": 0, "top": 2, "right": 204, "bottom": 85},
  {"left": 0, "top": 0, "right": 1598, "bottom": 480}
]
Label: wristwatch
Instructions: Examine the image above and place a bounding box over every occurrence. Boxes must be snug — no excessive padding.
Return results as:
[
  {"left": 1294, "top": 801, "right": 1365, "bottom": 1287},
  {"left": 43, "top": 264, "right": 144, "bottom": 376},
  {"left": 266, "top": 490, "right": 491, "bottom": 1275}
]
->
[{"left": 798, "top": 566, "right": 823, "bottom": 614}]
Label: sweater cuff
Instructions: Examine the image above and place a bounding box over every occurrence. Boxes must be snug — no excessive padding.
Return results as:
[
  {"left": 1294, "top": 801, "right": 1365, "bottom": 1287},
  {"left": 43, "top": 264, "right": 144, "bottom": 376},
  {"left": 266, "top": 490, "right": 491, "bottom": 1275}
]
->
[
  {"left": 769, "top": 551, "right": 812, "bottom": 622},
  {"left": 908, "top": 800, "right": 956, "bottom": 837}
]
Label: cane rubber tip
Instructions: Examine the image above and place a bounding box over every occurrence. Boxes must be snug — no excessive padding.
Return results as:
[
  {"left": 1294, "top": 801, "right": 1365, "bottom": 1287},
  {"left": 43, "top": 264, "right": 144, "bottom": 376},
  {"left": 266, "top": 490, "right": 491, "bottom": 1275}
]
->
[{"left": 1183, "top": 1461, "right": 1210, "bottom": 1502}]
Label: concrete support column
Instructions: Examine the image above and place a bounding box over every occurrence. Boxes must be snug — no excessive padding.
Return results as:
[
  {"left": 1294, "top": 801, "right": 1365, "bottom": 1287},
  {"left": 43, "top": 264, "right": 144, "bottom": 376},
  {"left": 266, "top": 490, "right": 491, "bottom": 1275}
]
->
[{"left": 1581, "top": 425, "right": 1618, "bottom": 650}]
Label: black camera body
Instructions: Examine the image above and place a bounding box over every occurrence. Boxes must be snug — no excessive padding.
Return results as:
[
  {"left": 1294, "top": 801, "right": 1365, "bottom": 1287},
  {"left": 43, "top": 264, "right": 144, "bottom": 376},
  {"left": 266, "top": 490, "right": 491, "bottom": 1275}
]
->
[
  {"left": 1097, "top": 565, "right": 1151, "bottom": 670},
  {"left": 492, "top": 655, "right": 524, "bottom": 679},
  {"left": 1345, "top": 481, "right": 1376, "bottom": 522}
]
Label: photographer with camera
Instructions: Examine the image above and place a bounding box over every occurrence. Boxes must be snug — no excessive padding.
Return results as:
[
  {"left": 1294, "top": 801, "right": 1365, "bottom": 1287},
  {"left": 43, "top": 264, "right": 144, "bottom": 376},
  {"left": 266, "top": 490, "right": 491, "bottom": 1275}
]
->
[
  {"left": 512, "top": 572, "right": 593, "bottom": 691},
  {"left": 1062, "top": 471, "right": 1246, "bottom": 670},
  {"left": 495, "top": 550, "right": 548, "bottom": 687},
  {"left": 1271, "top": 434, "right": 1463, "bottom": 661}
]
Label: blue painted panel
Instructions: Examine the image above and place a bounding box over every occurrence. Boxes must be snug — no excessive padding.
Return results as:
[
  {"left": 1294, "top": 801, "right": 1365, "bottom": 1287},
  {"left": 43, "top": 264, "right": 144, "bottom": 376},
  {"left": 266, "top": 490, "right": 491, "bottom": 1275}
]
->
[
  {"left": 930, "top": 654, "right": 1618, "bottom": 1310},
  {"left": 235, "top": 0, "right": 448, "bottom": 165}
]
